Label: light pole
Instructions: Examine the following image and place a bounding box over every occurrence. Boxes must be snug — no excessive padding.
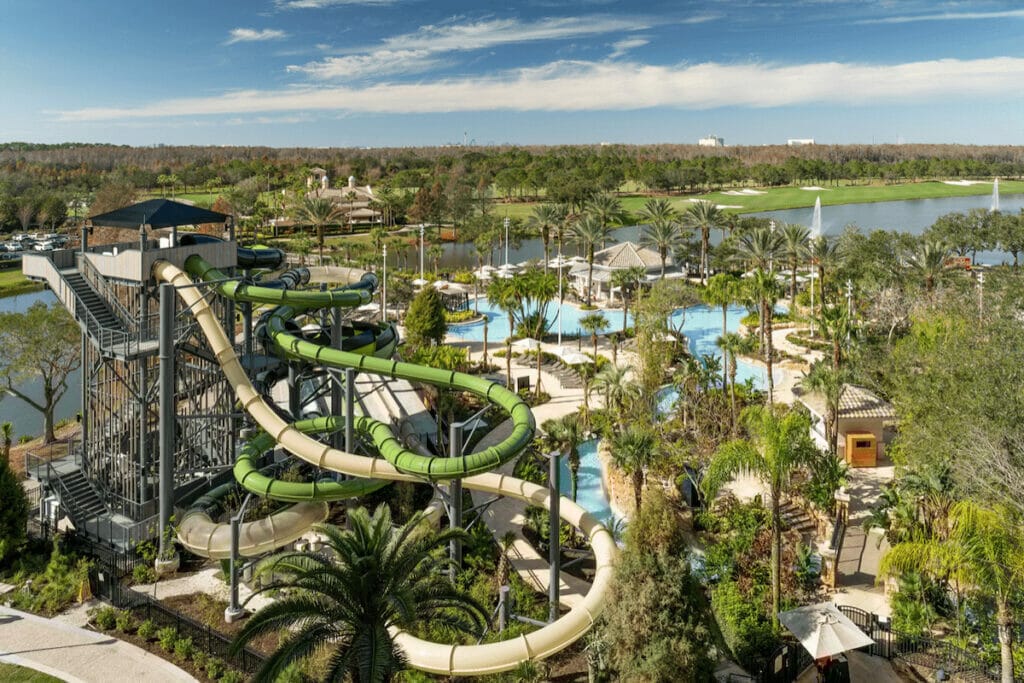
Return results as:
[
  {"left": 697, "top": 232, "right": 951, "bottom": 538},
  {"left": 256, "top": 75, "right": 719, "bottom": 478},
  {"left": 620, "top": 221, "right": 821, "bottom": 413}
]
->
[
  {"left": 809, "top": 269, "right": 816, "bottom": 338},
  {"left": 845, "top": 278, "right": 853, "bottom": 345},
  {"left": 419, "top": 223, "right": 425, "bottom": 284},
  {"left": 382, "top": 244, "right": 387, "bottom": 323},
  {"left": 543, "top": 450, "right": 561, "bottom": 623},
  {"left": 557, "top": 246, "right": 564, "bottom": 348},
  {"left": 977, "top": 271, "right": 985, "bottom": 319},
  {"left": 768, "top": 220, "right": 776, "bottom": 271},
  {"left": 504, "top": 216, "right": 510, "bottom": 268}
]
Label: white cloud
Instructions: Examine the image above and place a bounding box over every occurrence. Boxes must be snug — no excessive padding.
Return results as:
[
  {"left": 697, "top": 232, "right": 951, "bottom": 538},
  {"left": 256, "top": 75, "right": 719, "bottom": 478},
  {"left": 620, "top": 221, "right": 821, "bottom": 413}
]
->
[
  {"left": 57, "top": 56, "right": 1024, "bottom": 121},
  {"left": 858, "top": 9, "right": 1024, "bottom": 25},
  {"left": 609, "top": 38, "right": 648, "bottom": 59},
  {"left": 290, "top": 15, "right": 657, "bottom": 79},
  {"left": 225, "top": 28, "right": 288, "bottom": 45},
  {"left": 287, "top": 49, "right": 441, "bottom": 79},
  {"left": 276, "top": 0, "right": 399, "bottom": 8}
]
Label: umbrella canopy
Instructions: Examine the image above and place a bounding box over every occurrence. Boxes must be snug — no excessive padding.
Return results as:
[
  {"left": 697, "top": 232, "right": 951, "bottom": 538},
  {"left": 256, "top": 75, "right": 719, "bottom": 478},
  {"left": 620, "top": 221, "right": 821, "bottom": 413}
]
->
[
  {"left": 432, "top": 280, "right": 449, "bottom": 290},
  {"left": 512, "top": 338, "right": 541, "bottom": 351},
  {"left": 411, "top": 278, "right": 429, "bottom": 286},
  {"left": 558, "top": 351, "right": 592, "bottom": 365},
  {"left": 89, "top": 199, "right": 230, "bottom": 228},
  {"left": 472, "top": 269, "right": 492, "bottom": 280},
  {"left": 778, "top": 603, "right": 874, "bottom": 659}
]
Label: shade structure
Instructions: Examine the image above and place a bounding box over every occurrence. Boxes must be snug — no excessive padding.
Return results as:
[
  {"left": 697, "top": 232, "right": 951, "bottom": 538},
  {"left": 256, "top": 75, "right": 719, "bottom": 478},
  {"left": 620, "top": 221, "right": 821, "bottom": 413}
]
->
[
  {"left": 472, "top": 268, "right": 493, "bottom": 280},
  {"left": 411, "top": 278, "right": 429, "bottom": 286},
  {"left": 778, "top": 603, "right": 874, "bottom": 659},
  {"left": 432, "top": 280, "right": 449, "bottom": 290},
  {"left": 89, "top": 198, "right": 230, "bottom": 228},
  {"left": 558, "top": 351, "right": 592, "bottom": 365},
  {"left": 512, "top": 338, "right": 541, "bottom": 351}
]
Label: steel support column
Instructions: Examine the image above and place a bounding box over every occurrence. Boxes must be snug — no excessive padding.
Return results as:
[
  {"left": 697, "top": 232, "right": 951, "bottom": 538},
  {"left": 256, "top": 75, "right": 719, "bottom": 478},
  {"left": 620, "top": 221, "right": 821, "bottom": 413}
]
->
[
  {"left": 157, "top": 283, "right": 175, "bottom": 559},
  {"left": 288, "top": 364, "right": 301, "bottom": 419},
  {"left": 549, "top": 452, "right": 561, "bottom": 622},
  {"left": 332, "top": 307, "right": 344, "bottom": 450},
  {"left": 449, "top": 422, "right": 463, "bottom": 580}
]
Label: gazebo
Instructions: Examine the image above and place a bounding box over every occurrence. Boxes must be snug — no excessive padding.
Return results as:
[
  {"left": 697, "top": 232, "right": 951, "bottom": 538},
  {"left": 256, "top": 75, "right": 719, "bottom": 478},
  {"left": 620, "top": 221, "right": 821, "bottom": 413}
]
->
[{"left": 568, "top": 241, "right": 665, "bottom": 301}]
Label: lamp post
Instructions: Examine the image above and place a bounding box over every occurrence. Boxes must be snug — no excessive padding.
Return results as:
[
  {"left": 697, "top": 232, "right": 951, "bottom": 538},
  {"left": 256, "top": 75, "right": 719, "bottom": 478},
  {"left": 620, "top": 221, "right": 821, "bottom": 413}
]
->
[
  {"left": 504, "top": 216, "right": 510, "bottom": 268},
  {"left": 543, "top": 450, "right": 561, "bottom": 623},
  {"left": 557, "top": 246, "right": 563, "bottom": 347},
  {"left": 382, "top": 244, "right": 387, "bottom": 323},
  {"left": 977, "top": 271, "right": 985, "bottom": 319},
  {"left": 419, "top": 224, "right": 425, "bottom": 284},
  {"left": 809, "top": 269, "right": 816, "bottom": 338},
  {"left": 845, "top": 278, "right": 853, "bottom": 345},
  {"left": 768, "top": 220, "right": 775, "bottom": 271}
]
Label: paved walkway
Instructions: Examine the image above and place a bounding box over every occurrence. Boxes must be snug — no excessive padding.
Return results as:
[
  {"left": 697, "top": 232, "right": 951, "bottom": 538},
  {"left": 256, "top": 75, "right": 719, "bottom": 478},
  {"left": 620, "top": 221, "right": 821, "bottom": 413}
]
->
[{"left": 0, "top": 606, "right": 197, "bottom": 683}]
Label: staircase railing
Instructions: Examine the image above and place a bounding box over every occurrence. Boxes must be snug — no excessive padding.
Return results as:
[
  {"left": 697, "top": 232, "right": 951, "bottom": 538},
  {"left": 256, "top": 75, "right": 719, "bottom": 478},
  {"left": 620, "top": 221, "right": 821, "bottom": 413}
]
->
[{"left": 77, "top": 254, "right": 136, "bottom": 335}]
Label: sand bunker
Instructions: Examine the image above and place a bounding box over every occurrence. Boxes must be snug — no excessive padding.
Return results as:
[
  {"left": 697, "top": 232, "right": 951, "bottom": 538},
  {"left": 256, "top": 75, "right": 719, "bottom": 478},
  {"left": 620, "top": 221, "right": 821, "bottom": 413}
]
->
[
  {"left": 943, "top": 180, "right": 990, "bottom": 186},
  {"left": 800, "top": 186, "right": 828, "bottom": 191}
]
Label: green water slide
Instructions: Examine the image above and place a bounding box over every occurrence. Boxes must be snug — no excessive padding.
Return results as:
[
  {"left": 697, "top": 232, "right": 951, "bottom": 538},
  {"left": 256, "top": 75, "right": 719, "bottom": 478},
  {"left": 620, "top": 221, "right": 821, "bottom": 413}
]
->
[{"left": 185, "top": 254, "right": 535, "bottom": 480}]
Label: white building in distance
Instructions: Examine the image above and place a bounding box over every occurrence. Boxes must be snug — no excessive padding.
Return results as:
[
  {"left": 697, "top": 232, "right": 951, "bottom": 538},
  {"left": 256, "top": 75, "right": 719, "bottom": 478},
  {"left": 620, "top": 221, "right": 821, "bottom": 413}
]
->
[
  {"left": 787, "top": 138, "right": 816, "bottom": 146},
  {"left": 699, "top": 135, "right": 724, "bottom": 147}
]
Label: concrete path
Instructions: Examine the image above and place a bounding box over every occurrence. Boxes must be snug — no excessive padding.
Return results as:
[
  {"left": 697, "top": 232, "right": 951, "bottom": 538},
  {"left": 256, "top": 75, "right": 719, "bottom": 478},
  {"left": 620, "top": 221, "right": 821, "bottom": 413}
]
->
[{"left": 0, "top": 606, "right": 197, "bottom": 683}]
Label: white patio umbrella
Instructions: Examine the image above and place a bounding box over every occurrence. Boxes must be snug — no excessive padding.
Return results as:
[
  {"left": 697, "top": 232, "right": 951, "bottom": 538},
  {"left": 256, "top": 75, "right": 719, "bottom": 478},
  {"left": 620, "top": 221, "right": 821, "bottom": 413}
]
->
[
  {"left": 778, "top": 603, "right": 874, "bottom": 659},
  {"left": 472, "top": 268, "right": 492, "bottom": 280},
  {"left": 411, "top": 277, "right": 429, "bottom": 286},
  {"left": 512, "top": 338, "right": 541, "bottom": 351},
  {"left": 432, "top": 280, "right": 448, "bottom": 289},
  {"left": 558, "top": 351, "right": 592, "bottom": 365}
]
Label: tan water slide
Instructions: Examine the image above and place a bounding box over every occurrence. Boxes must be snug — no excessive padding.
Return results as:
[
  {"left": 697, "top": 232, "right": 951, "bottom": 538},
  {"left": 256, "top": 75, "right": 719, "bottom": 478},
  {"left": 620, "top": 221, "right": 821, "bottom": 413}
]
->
[{"left": 155, "top": 260, "right": 617, "bottom": 676}]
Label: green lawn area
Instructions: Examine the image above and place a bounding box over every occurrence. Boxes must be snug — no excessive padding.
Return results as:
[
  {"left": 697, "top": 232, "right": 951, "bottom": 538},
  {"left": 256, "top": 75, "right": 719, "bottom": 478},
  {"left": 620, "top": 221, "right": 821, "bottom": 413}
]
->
[
  {"left": 498, "top": 179, "right": 1024, "bottom": 219},
  {"left": 0, "top": 268, "right": 43, "bottom": 299},
  {"left": 0, "top": 662, "right": 64, "bottom": 682}
]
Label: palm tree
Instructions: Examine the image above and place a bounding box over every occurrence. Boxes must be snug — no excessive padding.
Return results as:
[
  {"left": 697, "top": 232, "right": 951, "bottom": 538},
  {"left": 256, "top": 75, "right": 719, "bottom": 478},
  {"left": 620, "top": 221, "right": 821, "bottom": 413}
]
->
[
  {"left": 232, "top": 505, "right": 486, "bottom": 683},
  {"left": 733, "top": 224, "right": 784, "bottom": 272},
  {"left": 779, "top": 222, "right": 811, "bottom": 308},
  {"left": 427, "top": 244, "right": 443, "bottom": 277},
  {"left": 703, "top": 273, "right": 742, "bottom": 339},
  {"left": 716, "top": 332, "right": 750, "bottom": 430},
  {"left": 586, "top": 193, "right": 625, "bottom": 248},
  {"left": 526, "top": 203, "right": 566, "bottom": 272},
  {"left": 640, "top": 220, "right": 685, "bottom": 277},
  {"left": 579, "top": 312, "right": 608, "bottom": 360},
  {"left": 748, "top": 268, "right": 783, "bottom": 404},
  {"left": 568, "top": 215, "right": 615, "bottom": 305},
  {"left": 800, "top": 360, "right": 847, "bottom": 457},
  {"left": 905, "top": 238, "right": 953, "bottom": 294},
  {"left": 683, "top": 200, "right": 727, "bottom": 284},
  {"left": 293, "top": 196, "right": 344, "bottom": 264},
  {"left": 495, "top": 530, "right": 518, "bottom": 590},
  {"left": 609, "top": 266, "right": 645, "bottom": 332},
  {"left": 487, "top": 277, "right": 518, "bottom": 385},
  {"left": 809, "top": 235, "right": 839, "bottom": 310},
  {"left": 610, "top": 424, "right": 657, "bottom": 511},
  {"left": 703, "top": 406, "right": 817, "bottom": 625},
  {"left": 592, "top": 363, "right": 639, "bottom": 427},
  {"left": 638, "top": 197, "right": 678, "bottom": 226},
  {"left": 813, "top": 303, "right": 853, "bottom": 370},
  {"left": 881, "top": 501, "right": 1024, "bottom": 683},
  {"left": 542, "top": 414, "right": 584, "bottom": 502}
]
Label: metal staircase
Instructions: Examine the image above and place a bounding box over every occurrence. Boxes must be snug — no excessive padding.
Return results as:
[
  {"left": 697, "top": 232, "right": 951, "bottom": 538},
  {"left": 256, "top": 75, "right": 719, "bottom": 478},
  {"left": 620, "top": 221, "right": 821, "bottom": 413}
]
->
[
  {"left": 54, "top": 469, "right": 109, "bottom": 521},
  {"left": 61, "top": 270, "right": 128, "bottom": 347}
]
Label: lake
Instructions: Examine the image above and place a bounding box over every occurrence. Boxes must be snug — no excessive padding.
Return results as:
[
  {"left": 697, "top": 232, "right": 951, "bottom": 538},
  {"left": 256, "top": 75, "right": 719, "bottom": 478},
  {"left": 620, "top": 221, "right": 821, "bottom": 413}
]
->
[
  {"left": 0, "top": 290, "right": 82, "bottom": 440},
  {"left": 394, "top": 192, "right": 1022, "bottom": 270}
]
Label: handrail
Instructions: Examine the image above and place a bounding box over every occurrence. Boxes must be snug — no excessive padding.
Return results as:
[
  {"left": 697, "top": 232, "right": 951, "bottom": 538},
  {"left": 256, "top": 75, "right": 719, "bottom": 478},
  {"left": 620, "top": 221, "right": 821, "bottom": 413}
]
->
[{"left": 78, "top": 254, "right": 138, "bottom": 336}]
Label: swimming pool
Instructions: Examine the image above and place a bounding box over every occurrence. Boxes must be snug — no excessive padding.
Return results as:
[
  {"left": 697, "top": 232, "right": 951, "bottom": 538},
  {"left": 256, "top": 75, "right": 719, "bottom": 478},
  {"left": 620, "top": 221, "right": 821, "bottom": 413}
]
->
[
  {"left": 558, "top": 438, "right": 616, "bottom": 523},
  {"left": 449, "top": 299, "right": 775, "bottom": 390}
]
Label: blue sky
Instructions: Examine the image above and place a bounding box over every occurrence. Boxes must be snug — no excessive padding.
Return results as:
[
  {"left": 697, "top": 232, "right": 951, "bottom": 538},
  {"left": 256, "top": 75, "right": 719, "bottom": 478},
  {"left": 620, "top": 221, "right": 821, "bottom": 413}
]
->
[{"left": 3, "top": 1, "right": 1024, "bottom": 147}]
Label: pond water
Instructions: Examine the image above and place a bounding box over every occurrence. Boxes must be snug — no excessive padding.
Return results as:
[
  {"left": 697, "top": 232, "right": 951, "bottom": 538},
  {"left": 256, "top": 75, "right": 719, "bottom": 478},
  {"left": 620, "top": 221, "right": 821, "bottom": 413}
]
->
[
  {"left": 0, "top": 289, "right": 82, "bottom": 439},
  {"left": 394, "top": 192, "right": 1022, "bottom": 271}
]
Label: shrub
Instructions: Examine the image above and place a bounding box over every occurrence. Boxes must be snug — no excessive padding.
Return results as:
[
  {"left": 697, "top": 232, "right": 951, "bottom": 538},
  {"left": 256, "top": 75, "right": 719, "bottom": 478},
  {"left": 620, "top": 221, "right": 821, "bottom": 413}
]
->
[
  {"left": 157, "top": 626, "right": 178, "bottom": 652},
  {"left": 94, "top": 606, "right": 118, "bottom": 631},
  {"left": 444, "top": 309, "right": 477, "bottom": 323},
  {"left": 0, "top": 450, "right": 28, "bottom": 566},
  {"left": 219, "top": 669, "right": 245, "bottom": 683},
  {"left": 404, "top": 286, "right": 447, "bottom": 349},
  {"left": 173, "top": 635, "right": 194, "bottom": 662},
  {"left": 204, "top": 657, "right": 225, "bottom": 680},
  {"left": 132, "top": 564, "right": 157, "bottom": 584},
  {"left": 191, "top": 651, "right": 208, "bottom": 671},
  {"left": 115, "top": 609, "right": 135, "bottom": 634},
  {"left": 451, "top": 270, "right": 475, "bottom": 285},
  {"left": 9, "top": 542, "right": 92, "bottom": 615},
  {"left": 137, "top": 619, "right": 157, "bottom": 640},
  {"left": 710, "top": 579, "right": 780, "bottom": 671}
]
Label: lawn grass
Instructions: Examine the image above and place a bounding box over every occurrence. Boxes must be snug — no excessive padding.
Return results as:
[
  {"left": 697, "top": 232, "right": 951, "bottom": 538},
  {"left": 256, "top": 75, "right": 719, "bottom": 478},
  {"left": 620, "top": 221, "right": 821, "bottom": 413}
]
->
[
  {"left": 497, "top": 179, "right": 1024, "bottom": 220},
  {"left": 0, "top": 268, "right": 43, "bottom": 298},
  {"left": 0, "top": 662, "right": 64, "bottom": 683}
]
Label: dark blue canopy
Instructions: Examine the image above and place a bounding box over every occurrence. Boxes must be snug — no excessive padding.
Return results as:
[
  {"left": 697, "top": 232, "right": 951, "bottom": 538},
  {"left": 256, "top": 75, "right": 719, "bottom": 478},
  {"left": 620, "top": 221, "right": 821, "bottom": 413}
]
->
[{"left": 88, "top": 199, "right": 230, "bottom": 229}]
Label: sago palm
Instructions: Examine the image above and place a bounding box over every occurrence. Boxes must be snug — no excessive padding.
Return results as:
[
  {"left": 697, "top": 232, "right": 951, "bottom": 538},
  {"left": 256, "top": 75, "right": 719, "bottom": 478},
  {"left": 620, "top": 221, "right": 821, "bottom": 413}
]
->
[{"left": 232, "top": 505, "right": 486, "bottom": 683}]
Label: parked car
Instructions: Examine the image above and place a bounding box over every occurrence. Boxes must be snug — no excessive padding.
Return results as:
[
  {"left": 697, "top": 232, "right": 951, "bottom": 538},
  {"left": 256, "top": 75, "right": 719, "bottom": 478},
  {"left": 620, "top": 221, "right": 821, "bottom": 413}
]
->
[
  {"left": 33, "top": 240, "right": 56, "bottom": 251},
  {"left": 3, "top": 242, "right": 23, "bottom": 252}
]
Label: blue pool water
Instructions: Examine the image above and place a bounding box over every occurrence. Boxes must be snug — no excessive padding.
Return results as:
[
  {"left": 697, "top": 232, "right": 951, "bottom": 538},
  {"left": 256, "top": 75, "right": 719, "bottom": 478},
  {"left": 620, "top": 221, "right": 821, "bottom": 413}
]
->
[
  {"left": 558, "top": 438, "right": 615, "bottom": 523},
  {"left": 450, "top": 299, "right": 776, "bottom": 390}
]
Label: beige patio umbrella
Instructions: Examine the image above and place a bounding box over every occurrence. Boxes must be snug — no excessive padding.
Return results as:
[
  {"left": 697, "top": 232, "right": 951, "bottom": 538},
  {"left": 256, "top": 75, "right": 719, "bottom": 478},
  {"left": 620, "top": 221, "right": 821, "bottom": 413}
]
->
[{"left": 778, "top": 603, "right": 874, "bottom": 659}]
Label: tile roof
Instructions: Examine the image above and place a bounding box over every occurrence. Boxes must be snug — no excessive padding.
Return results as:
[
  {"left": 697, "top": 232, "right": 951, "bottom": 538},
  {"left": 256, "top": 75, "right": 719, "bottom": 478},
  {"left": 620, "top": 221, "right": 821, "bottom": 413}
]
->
[{"left": 593, "top": 241, "right": 664, "bottom": 269}]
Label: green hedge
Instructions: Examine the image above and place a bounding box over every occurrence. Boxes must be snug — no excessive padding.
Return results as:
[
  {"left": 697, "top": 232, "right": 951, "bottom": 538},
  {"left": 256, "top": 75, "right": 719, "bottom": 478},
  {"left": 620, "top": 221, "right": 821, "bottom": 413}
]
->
[{"left": 710, "top": 579, "right": 781, "bottom": 671}]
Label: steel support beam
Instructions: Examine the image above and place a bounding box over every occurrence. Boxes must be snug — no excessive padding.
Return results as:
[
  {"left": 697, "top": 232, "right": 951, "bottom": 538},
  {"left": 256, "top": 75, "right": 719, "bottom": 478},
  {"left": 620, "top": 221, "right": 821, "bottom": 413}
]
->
[
  {"left": 449, "top": 422, "right": 463, "bottom": 580},
  {"left": 549, "top": 452, "right": 561, "bottom": 622},
  {"left": 157, "top": 283, "right": 175, "bottom": 560}
]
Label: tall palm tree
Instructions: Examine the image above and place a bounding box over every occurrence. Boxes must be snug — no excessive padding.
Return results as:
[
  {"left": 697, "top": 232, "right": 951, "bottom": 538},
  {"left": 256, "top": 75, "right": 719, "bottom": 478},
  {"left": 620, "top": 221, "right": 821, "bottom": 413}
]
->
[
  {"left": 716, "top": 332, "right": 751, "bottom": 430},
  {"left": 809, "top": 235, "right": 839, "bottom": 311},
  {"left": 487, "top": 277, "right": 518, "bottom": 384},
  {"left": 294, "top": 196, "right": 344, "bottom": 264},
  {"left": 541, "top": 414, "right": 584, "bottom": 502},
  {"left": 703, "top": 406, "right": 817, "bottom": 625},
  {"left": 881, "top": 501, "right": 1024, "bottom": 683},
  {"left": 232, "top": 506, "right": 486, "bottom": 683},
  {"left": 526, "top": 203, "right": 566, "bottom": 272},
  {"left": 610, "top": 424, "right": 657, "bottom": 511},
  {"left": 640, "top": 220, "right": 686, "bottom": 277},
  {"left": 779, "top": 222, "right": 811, "bottom": 308},
  {"left": 568, "top": 215, "right": 615, "bottom": 305},
  {"left": 579, "top": 312, "right": 608, "bottom": 360},
  {"left": 702, "top": 273, "right": 742, "bottom": 339},
  {"left": 813, "top": 303, "right": 853, "bottom": 370},
  {"left": 748, "top": 269, "right": 783, "bottom": 404},
  {"left": 733, "top": 224, "right": 784, "bottom": 272},
  {"left": 683, "top": 200, "right": 727, "bottom": 284},
  {"left": 637, "top": 197, "right": 678, "bottom": 226},
  {"left": 609, "top": 266, "right": 646, "bottom": 332},
  {"left": 800, "top": 360, "right": 847, "bottom": 457},
  {"left": 585, "top": 193, "right": 625, "bottom": 249}
]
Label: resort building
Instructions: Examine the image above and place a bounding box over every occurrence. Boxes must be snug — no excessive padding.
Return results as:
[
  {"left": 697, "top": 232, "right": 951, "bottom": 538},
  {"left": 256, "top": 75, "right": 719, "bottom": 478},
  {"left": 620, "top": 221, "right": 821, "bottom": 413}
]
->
[
  {"left": 568, "top": 241, "right": 666, "bottom": 302},
  {"left": 787, "top": 138, "right": 816, "bottom": 146},
  {"left": 699, "top": 135, "right": 725, "bottom": 147},
  {"left": 798, "top": 384, "right": 895, "bottom": 467},
  {"left": 305, "top": 170, "right": 383, "bottom": 227}
]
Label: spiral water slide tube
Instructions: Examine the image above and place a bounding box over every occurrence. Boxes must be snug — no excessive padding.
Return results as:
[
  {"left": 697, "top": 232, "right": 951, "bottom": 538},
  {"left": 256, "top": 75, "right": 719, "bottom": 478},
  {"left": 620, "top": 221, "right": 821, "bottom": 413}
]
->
[{"left": 156, "top": 256, "right": 617, "bottom": 676}]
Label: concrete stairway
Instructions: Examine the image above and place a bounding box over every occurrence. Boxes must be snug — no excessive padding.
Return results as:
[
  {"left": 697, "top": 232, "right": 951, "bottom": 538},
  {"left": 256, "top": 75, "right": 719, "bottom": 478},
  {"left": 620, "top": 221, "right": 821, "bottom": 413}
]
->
[{"left": 779, "top": 499, "right": 816, "bottom": 535}]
